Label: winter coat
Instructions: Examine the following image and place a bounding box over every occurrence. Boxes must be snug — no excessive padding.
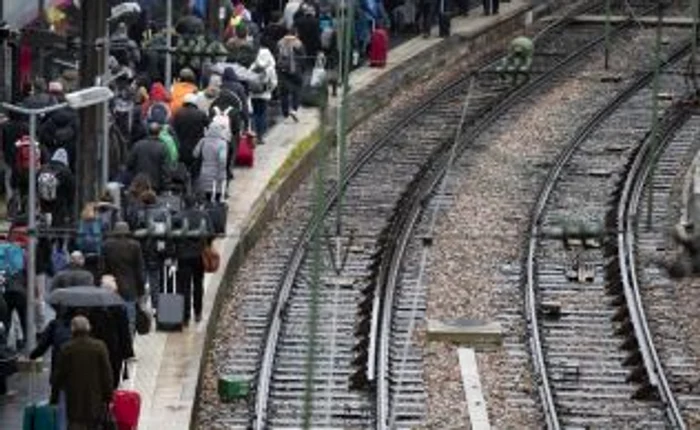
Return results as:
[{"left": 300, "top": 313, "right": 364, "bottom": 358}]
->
[
  {"left": 249, "top": 48, "right": 278, "bottom": 100},
  {"left": 295, "top": 13, "right": 321, "bottom": 59},
  {"left": 51, "top": 336, "right": 114, "bottom": 423},
  {"left": 174, "top": 207, "right": 212, "bottom": 260},
  {"left": 172, "top": 104, "right": 210, "bottom": 169},
  {"left": 126, "top": 137, "right": 170, "bottom": 192},
  {"left": 193, "top": 122, "right": 228, "bottom": 194},
  {"left": 261, "top": 22, "right": 288, "bottom": 53},
  {"left": 38, "top": 106, "right": 79, "bottom": 163},
  {"left": 38, "top": 149, "right": 74, "bottom": 223},
  {"left": 103, "top": 236, "right": 146, "bottom": 300},
  {"left": 50, "top": 265, "right": 95, "bottom": 291},
  {"left": 170, "top": 81, "right": 199, "bottom": 114},
  {"left": 276, "top": 35, "right": 306, "bottom": 77},
  {"left": 29, "top": 317, "right": 72, "bottom": 382},
  {"left": 142, "top": 83, "right": 172, "bottom": 119},
  {"left": 82, "top": 306, "right": 133, "bottom": 389},
  {"left": 211, "top": 68, "right": 249, "bottom": 135}
]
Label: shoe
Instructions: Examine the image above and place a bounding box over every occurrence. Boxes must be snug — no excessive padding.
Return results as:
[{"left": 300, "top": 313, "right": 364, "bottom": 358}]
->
[
  {"left": 289, "top": 111, "right": 299, "bottom": 123},
  {"left": 195, "top": 314, "right": 202, "bottom": 323},
  {"left": 257, "top": 138, "right": 265, "bottom": 145}
]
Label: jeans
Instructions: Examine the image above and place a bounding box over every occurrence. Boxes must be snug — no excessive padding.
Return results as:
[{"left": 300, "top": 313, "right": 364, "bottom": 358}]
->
[
  {"left": 279, "top": 73, "right": 301, "bottom": 117},
  {"left": 58, "top": 391, "right": 67, "bottom": 430},
  {"left": 251, "top": 98, "right": 268, "bottom": 138},
  {"left": 176, "top": 257, "right": 205, "bottom": 321},
  {"left": 125, "top": 300, "right": 136, "bottom": 336}
]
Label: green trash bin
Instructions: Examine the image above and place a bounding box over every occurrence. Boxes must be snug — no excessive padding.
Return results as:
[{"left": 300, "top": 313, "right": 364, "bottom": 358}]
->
[{"left": 218, "top": 375, "right": 250, "bottom": 402}]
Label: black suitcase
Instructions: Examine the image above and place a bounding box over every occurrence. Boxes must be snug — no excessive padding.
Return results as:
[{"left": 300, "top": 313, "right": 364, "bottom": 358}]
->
[
  {"left": 156, "top": 259, "right": 185, "bottom": 331},
  {"left": 204, "top": 181, "right": 228, "bottom": 235}
]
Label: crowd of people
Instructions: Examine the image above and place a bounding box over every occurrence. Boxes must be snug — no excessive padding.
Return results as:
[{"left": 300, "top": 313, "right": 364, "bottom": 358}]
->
[{"left": 0, "top": 0, "right": 510, "bottom": 426}]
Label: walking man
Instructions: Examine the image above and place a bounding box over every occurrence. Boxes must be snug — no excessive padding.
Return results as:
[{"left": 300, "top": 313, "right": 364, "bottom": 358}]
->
[{"left": 51, "top": 316, "right": 114, "bottom": 430}]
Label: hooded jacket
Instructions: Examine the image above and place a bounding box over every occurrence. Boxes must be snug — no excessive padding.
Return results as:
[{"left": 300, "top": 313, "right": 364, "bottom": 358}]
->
[
  {"left": 38, "top": 106, "right": 79, "bottom": 166},
  {"left": 193, "top": 122, "right": 228, "bottom": 194},
  {"left": 143, "top": 83, "right": 172, "bottom": 120},
  {"left": 170, "top": 81, "right": 199, "bottom": 114},
  {"left": 249, "top": 48, "right": 278, "bottom": 100},
  {"left": 211, "top": 68, "right": 249, "bottom": 134}
]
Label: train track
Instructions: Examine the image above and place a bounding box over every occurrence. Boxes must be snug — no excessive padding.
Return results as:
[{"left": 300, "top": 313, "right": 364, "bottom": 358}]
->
[
  {"left": 195, "top": 2, "right": 677, "bottom": 428},
  {"left": 524, "top": 36, "right": 693, "bottom": 428},
  {"left": 613, "top": 102, "right": 700, "bottom": 427},
  {"left": 247, "top": 4, "right": 676, "bottom": 429}
]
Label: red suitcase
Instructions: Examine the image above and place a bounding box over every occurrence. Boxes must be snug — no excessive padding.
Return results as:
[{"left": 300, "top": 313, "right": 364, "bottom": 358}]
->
[
  {"left": 235, "top": 132, "right": 255, "bottom": 167},
  {"left": 369, "top": 27, "right": 389, "bottom": 68},
  {"left": 113, "top": 389, "right": 141, "bottom": 430}
]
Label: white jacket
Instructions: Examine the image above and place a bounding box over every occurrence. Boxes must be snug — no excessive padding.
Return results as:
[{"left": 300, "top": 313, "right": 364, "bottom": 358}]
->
[{"left": 249, "top": 48, "right": 278, "bottom": 101}]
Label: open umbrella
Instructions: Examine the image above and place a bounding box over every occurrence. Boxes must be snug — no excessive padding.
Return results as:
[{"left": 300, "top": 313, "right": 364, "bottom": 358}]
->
[{"left": 48, "top": 287, "right": 125, "bottom": 308}]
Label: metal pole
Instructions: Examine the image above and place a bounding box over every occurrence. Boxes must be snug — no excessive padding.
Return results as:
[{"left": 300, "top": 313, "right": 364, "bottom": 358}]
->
[
  {"left": 604, "top": 0, "right": 611, "bottom": 70},
  {"left": 692, "top": 0, "right": 698, "bottom": 87},
  {"left": 26, "top": 113, "right": 37, "bottom": 353},
  {"left": 165, "top": 0, "right": 173, "bottom": 89},
  {"left": 646, "top": 1, "right": 663, "bottom": 230},
  {"left": 101, "top": 21, "right": 110, "bottom": 189}
]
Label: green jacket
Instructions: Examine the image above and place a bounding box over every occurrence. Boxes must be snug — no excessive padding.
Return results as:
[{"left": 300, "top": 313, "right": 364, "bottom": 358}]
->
[
  {"left": 159, "top": 125, "right": 179, "bottom": 165},
  {"left": 511, "top": 36, "right": 534, "bottom": 58}
]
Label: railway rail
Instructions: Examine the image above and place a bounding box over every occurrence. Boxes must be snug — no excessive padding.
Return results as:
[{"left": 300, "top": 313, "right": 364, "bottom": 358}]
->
[
  {"left": 524, "top": 38, "right": 693, "bottom": 428},
  {"left": 194, "top": 1, "right": 685, "bottom": 428},
  {"left": 245, "top": 3, "right": 672, "bottom": 429},
  {"left": 613, "top": 103, "right": 700, "bottom": 427}
]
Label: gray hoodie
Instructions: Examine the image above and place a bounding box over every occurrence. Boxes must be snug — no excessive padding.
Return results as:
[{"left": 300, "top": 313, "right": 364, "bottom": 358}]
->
[{"left": 193, "top": 122, "right": 228, "bottom": 194}]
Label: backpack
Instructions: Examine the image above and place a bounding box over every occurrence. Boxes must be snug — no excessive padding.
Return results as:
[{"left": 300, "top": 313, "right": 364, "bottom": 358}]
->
[
  {"left": 76, "top": 219, "right": 103, "bottom": 255},
  {"left": 37, "top": 168, "right": 60, "bottom": 202},
  {"left": 50, "top": 242, "right": 70, "bottom": 274},
  {"left": 0, "top": 243, "right": 24, "bottom": 275},
  {"left": 158, "top": 126, "right": 179, "bottom": 165},
  {"left": 139, "top": 206, "right": 171, "bottom": 254},
  {"left": 277, "top": 41, "right": 298, "bottom": 74}
]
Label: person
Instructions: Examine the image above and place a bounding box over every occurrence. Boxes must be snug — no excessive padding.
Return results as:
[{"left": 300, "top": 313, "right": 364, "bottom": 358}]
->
[
  {"left": 418, "top": 0, "right": 435, "bottom": 37},
  {"left": 261, "top": 11, "right": 287, "bottom": 52},
  {"left": 194, "top": 74, "right": 222, "bottom": 114},
  {"left": 276, "top": 28, "right": 305, "bottom": 122},
  {"left": 37, "top": 148, "right": 74, "bottom": 227},
  {"left": 124, "top": 173, "right": 153, "bottom": 228},
  {"left": 212, "top": 67, "right": 249, "bottom": 178},
  {"left": 110, "top": 22, "right": 141, "bottom": 70},
  {"left": 226, "top": 23, "right": 258, "bottom": 68},
  {"left": 51, "top": 316, "right": 114, "bottom": 430},
  {"left": 193, "top": 121, "right": 228, "bottom": 199},
  {"left": 249, "top": 47, "right": 278, "bottom": 144},
  {"left": 483, "top": 0, "right": 499, "bottom": 15},
  {"left": 497, "top": 36, "right": 533, "bottom": 84},
  {"left": 170, "top": 68, "right": 199, "bottom": 114},
  {"left": 29, "top": 307, "right": 72, "bottom": 395},
  {"left": 51, "top": 251, "right": 95, "bottom": 291},
  {"left": 126, "top": 122, "right": 170, "bottom": 192},
  {"left": 2, "top": 269, "right": 27, "bottom": 349},
  {"left": 174, "top": 195, "right": 212, "bottom": 324},
  {"left": 21, "top": 77, "right": 56, "bottom": 111},
  {"left": 102, "top": 222, "right": 146, "bottom": 335},
  {"left": 76, "top": 203, "right": 104, "bottom": 281},
  {"left": 142, "top": 82, "right": 172, "bottom": 123},
  {"left": 133, "top": 190, "right": 171, "bottom": 311},
  {"left": 173, "top": 93, "right": 210, "bottom": 174},
  {"left": 294, "top": 1, "right": 321, "bottom": 67},
  {"left": 37, "top": 82, "right": 79, "bottom": 167}
]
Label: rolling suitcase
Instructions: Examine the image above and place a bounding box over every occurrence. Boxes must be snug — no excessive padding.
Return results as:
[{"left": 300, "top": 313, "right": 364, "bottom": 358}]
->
[
  {"left": 235, "top": 132, "right": 255, "bottom": 167},
  {"left": 368, "top": 25, "right": 388, "bottom": 68},
  {"left": 204, "top": 181, "right": 228, "bottom": 235},
  {"left": 156, "top": 260, "right": 184, "bottom": 331},
  {"left": 22, "top": 402, "right": 57, "bottom": 430},
  {"left": 113, "top": 361, "right": 142, "bottom": 430}
]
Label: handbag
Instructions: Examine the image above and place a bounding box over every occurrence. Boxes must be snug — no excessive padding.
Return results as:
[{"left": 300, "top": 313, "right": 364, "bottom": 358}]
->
[
  {"left": 135, "top": 303, "right": 151, "bottom": 335},
  {"left": 202, "top": 244, "right": 220, "bottom": 273},
  {"left": 310, "top": 53, "right": 327, "bottom": 88}
]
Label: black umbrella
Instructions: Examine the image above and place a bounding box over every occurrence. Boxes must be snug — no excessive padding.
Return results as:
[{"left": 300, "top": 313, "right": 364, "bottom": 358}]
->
[{"left": 48, "top": 287, "right": 125, "bottom": 308}]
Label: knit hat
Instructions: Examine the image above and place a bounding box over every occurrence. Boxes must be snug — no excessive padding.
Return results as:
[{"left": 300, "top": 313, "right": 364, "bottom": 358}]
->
[
  {"left": 69, "top": 251, "right": 85, "bottom": 266},
  {"left": 112, "top": 221, "right": 131, "bottom": 236}
]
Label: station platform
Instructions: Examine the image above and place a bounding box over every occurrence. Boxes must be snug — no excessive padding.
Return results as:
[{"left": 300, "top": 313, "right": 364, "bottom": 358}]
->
[{"left": 0, "top": 1, "right": 537, "bottom": 428}]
